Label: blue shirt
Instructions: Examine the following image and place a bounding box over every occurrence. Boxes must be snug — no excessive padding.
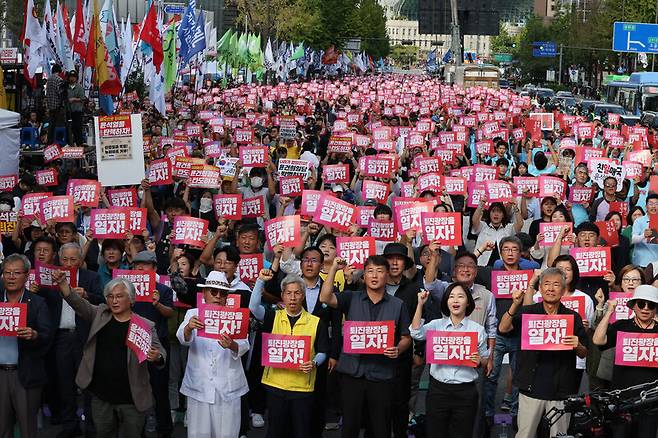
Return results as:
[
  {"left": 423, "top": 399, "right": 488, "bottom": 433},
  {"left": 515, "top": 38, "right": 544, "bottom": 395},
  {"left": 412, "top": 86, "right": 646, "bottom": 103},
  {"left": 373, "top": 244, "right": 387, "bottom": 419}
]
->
[
  {"left": 632, "top": 215, "right": 658, "bottom": 267},
  {"left": 0, "top": 336, "right": 18, "bottom": 365},
  {"left": 492, "top": 258, "right": 540, "bottom": 270},
  {"left": 306, "top": 277, "right": 321, "bottom": 314},
  {"left": 410, "top": 316, "right": 488, "bottom": 384}
]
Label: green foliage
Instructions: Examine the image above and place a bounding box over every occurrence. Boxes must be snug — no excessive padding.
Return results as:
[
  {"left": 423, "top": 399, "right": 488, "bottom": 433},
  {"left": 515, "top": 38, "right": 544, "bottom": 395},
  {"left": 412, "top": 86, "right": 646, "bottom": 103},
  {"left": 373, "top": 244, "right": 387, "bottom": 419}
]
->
[
  {"left": 389, "top": 44, "right": 416, "bottom": 67},
  {"left": 490, "top": 25, "right": 518, "bottom": 56}
]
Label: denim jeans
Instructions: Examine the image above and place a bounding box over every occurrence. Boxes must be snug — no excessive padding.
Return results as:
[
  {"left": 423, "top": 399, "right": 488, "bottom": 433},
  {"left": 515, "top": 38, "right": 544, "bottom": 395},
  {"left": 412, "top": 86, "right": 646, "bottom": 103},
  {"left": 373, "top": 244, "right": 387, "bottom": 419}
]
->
[{"left": 484, "top": 333, "right": 519, "bottom": 417}]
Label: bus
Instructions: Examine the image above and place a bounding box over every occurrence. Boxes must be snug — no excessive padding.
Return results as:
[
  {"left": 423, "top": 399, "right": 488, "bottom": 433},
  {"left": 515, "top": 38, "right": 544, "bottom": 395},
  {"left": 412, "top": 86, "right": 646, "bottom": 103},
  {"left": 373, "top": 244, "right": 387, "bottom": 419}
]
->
[
  {"left": 605, "top": 72, "right": 658, "bottom": 115},
  {"left": 452, "top": 65, "right": 500, "bottom": 89}
]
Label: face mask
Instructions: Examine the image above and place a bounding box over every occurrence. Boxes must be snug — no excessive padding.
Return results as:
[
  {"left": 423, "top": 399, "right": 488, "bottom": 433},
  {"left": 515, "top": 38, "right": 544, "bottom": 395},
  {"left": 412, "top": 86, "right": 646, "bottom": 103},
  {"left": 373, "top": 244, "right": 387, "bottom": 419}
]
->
[
  {"left": 251, "top": 177, "right": 263, "bottom": 189},
  {"left": 199, "top": 198, "right": 213, "bottom": 213},
  {"left": 0, "top": 203, "right": 10, "bottom": 212}
]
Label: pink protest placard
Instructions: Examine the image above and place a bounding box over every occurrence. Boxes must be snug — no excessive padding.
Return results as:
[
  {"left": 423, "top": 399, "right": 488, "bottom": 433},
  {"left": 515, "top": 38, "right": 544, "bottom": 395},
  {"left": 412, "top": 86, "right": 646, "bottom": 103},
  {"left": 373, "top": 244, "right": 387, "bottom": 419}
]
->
[
  {"left": 66, "top": 179, "right": 101, "bottom": 207},
  {"left": 241, "top": 196, "right": 265, "bottom": 218},
  {"left": 360, "top": 156, "right": 393, "bottom": 178},
  {"left": 425, "top": 330, "right": 478, "bottom": 367},
  {"left": 414, "top": 156, "right": 443, "bottom": 174},
  {"left": 491, "top": 270, "right": 533, "bottom": 298},
  {"left": 0, "top": 303, "right": 27, "bottom": 336},
  {"left": 39, "top": 196, "right": 74, "bottom": 223},
  {"left": 261, "top": 333, "right": 311, "bottom": 369},
  {"left": 416, "top": 173, "right": 442, "bottom": 194},
  {"left": 35, "top": 168, "right": 58, "bottom": 187},
  {"left": 91, "top": 208, "right": 128, "bottom": 239},
  {"left": 513, "top": 177, "right": 539, "bottom": 197},
  {"left": 43, "top": 144, "right": 63, "bottom": 163},
  {"left": 328, "top": 136, "right": 353, "bottom": 154},
  {"left": 595, "top": 221, "right": 619, "bottom": 247},
  {"left": 125, "top": 315, "right": 152, "bottom": 363},
  {"left": 300, "top": 190, "right": 323, "bottom": 217},
  {"left": 237, "top": 254, "right": 263, "bottom": 284},
  {"left": 484, "top": 180, "right": 514, "bottom": 203},
  {"left": 107, "top": 188, "right": 137, "bottom": 207},
  {"left": 362, "top": 180, "right": 390, "bottom": 203},
  {"left": 569, "top": 186, "right": 594, "bottom": 204},
  {"left": 368, "top": 218, "right": 396, "bottom": 241},
  {"left": 313, "top": 193, "right": 357, "bottom": 232},
  {"left": 148, "top": 158, "right": 174, "bottom": 185},
  {"left": 234, "top": 128, "right": 254, "bottom": 144},
  {"left": 614, "top": 332, "right": 658, "bottom": 368},
  {"left": 444, "top": 176, "right": 467, "bottom": 195},
  {"left": 570, "top": 247, "right": 611, "bottom": 277},
  {"left": 539, "top": 222, "right": 572, "bottom": 247},
  {"left": 521, "top": 314, "right": 574, "bottom": 351},
  {"left": 472, "top": 164, "right": 497, "bottom": 182},
  {"left": 394, "top": 201, "right": 434, "bottom": 234},
  {"left": 126, "top": 208, "right": 148, "bottom": 233},
  {"left": 197, "top": 304, "right": 250, "bottom": 339},
  {"left": 343, "top": 320, "right": 395, "bottom": 354},
  {"left": 336, "top": 237, "right": 376, "bottom": 269},
  {"left": 539, "top": 176, "right": 567, "bottom": 200},
  {"left": 0, "top": 174, "right": 17, "bottom": 193},
  {"left": 21, "top": 192, "right": 51, "bottom": 219},
  {"left": 265, "top": 215, "right": 301, "bottom": 248},
  {"left": 188, "top": 164, "right": 221, "bottom": 189},
  {"left": 35, "top": 262, "right": 77, "bottom": 289},
  {"left": 172, "top": 216, "right": 209, "bottom": 248},
  {"left": 420, "top": 212, "right": 462, "bottom": 245},
  {"left": 609, "top": 292, "right": 634, "bottom": 323},
  {"left": 112, "top": 270, "right": 156, "bottom": 302},
  {"left": 561, "top": 295, "right": 587, "bottom": 321},
  {"left": 279, "top": 175, "right": 304, "bottom": 197},
  {"left": 323, "top": 164, "right": 350, "bottom": 184},
  {"left": 213, "top": 194, "right": 242, "bottom": 221},
  {"left": 239, "top": 145, "right": 268, "bottom": 168}
]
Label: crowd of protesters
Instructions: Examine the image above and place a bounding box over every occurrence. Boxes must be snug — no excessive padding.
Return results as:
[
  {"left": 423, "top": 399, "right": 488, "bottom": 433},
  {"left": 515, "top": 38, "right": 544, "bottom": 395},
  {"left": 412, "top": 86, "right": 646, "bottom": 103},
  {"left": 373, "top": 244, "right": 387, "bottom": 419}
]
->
[{"left": 2, "top": 68, "right": 658, "bottom": 438}]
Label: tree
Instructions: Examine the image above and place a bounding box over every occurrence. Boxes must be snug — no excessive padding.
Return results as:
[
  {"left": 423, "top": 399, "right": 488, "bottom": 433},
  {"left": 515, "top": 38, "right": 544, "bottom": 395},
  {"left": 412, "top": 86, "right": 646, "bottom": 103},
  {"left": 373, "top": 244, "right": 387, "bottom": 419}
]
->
[
  {"left": 490, "top": 24, "right": 517, "bottom": 56},
  {"left": 348, "top": 0, "right": 390, "bottom": 58},
  {"left": 389, "top": 44, "right": 416, "bottom": 67}
]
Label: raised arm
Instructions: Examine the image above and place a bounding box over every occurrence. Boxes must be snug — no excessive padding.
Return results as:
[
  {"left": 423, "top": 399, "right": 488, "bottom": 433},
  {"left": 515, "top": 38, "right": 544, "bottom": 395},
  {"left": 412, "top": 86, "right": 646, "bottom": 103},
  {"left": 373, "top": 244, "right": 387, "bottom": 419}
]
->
[
  {"left": 319, "top": 258, "right": 343, "bottom": 308},
  {"left": 248, "top": 270, "right": 274, "bottom": 321},
  {"left": 592, "top": 299, "right": 616, "bottom": 346}
]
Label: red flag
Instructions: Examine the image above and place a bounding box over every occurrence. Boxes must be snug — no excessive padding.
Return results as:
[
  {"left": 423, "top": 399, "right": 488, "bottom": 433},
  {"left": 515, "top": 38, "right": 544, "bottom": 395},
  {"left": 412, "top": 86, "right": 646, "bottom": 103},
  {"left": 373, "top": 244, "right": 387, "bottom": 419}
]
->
[
  {"left": 322, "top": 45, "right": 339, "bottom": 65},
  {"left": 61, "top": 3, "right": 73, "bottom": 44},
  {"left": 84, "top": 12, "right": 95, "bottom": 68},
  {"left": 140, "top": 3, "right": 163, "bottom": 73},
  {"left": 73, "top": 0, "right": 87, "bottom": 57}
]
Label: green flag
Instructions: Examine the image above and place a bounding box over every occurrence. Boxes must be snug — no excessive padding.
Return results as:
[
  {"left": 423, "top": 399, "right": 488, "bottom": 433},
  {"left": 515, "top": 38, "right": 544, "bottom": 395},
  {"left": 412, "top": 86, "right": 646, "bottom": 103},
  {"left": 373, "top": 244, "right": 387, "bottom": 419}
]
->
[
  {"left": 217, "top": 29, "right": 232, "bottom": 57},
  {"left": 228, "top": 31, "right": 239, "bottom": 68},
  {"left": 248, "top": 33, "right": 262, "bottom": 70},
  {"left": 237, "top": 33, "right": 249, "bottom": 67},
  {"left": 291, "top": 43, "right": 305, "bottom": 61},
  {"left": 163, "top": 23, "right": 177, "bottom": 91}
]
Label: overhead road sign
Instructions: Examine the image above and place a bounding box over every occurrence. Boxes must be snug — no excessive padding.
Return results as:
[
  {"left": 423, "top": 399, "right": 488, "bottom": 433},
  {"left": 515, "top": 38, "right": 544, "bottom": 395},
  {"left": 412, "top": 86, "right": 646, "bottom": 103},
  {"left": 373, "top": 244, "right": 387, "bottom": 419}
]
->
[
  {"left": 164, "top": 3, "right": 185, "bottom": 14},
  {"left": 533, "top": 41, "right": 557, "bottom": 58},
  {"left": 613, "top": 22, "right": 658, "bottom": 53}
]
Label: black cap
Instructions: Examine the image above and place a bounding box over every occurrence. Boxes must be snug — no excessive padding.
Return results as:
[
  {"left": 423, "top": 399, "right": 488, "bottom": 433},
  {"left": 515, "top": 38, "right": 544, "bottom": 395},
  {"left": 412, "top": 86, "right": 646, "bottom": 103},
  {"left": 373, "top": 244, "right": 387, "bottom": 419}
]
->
[
  {"left": 574, "top": 221, "right": 600, "bottom": 236},
  {"left": 383, "top": 242, "right": 414, "bottom": 270}
]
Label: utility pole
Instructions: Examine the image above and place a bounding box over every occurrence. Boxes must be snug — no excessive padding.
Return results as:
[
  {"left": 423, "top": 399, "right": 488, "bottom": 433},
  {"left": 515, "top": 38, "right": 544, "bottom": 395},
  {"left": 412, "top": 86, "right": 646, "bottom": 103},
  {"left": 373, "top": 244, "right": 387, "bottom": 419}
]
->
[
  {"left": 558, "top": 44, "right": 563, "bottom": 85},
  {"left": 653, "top": 0, "right": 658, "bottom": 71},
  {"left": 450, "top": 0, "right": 461, "bottom": 66}
]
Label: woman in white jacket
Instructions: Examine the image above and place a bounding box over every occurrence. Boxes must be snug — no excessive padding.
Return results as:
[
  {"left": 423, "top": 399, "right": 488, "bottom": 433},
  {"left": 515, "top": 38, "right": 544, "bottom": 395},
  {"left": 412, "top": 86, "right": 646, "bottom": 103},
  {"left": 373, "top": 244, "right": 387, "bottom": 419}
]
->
[{"left": 176, "top": 271, "right": 250, "bottom": 438}]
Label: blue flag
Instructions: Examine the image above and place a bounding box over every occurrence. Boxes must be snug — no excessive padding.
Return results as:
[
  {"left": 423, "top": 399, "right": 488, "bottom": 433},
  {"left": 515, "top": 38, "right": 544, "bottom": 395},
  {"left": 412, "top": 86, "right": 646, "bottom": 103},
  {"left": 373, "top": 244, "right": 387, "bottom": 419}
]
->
[
  {"left": 178, "top": 0, "right": 197, "bottom": 63},
  {"left": 185, "top": 9, "right": 206, "bottom": 61},
  {"left": 442, "top": 50, "right": 452, "bottom": 63},
  {"left": 427, "top": 49, "right": 437, "bottom": 66}
]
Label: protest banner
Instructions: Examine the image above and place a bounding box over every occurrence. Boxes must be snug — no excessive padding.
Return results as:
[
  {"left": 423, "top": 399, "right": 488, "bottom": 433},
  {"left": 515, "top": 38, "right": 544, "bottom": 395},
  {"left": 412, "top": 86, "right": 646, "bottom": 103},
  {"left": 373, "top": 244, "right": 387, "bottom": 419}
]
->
[
  {"left": 443, "top": 176, "right": 467, "bottom": 195},
  {"left": 261, "top": 333, "right": 311, "bottom": 369},
  {"left": 472, "top": 164, "right": 497, "bottom": 182},
  {"left": 342, "top": 321, "right": 395, "bottom": 354},
  {"left": 106, "top": 188, "right": 137, "bottom": 208},
  {"left": 21, "top": 192, "right": 50, "bottom": 219},
  {"left": 357, "top": 206, "right": 376, "bottom": 228},
  {"left": 420, "top": 212, "right": 462, "bottom": 245},
  {"left": 529, "top": 112, "right": 555, "bottom": 130},
  {"left": 0, "top": 174, "right": 16, "bottom": 193},
  {"left": 172, "top": 216, "right": 209, "bottom": 248},
  {"left": 589, "top": 158, "right": 624, "bottom": 190},
  {"left": 279, "top": 175, "right": 304, "bottom": 197},
  {"left": 35, "top": 262, "right": 77, "bottom": 289},
  {"left": 394, "top": 201, "right": 434, "bottom": 234},
  {"left": 126, "top": 208, "right": 147, "bottom": 233},
  {"left": 360, "top": 156, "right": 393, "bottom": 178},
  {"left": 538, "top": 176, "right": 567, "bottom": 200},
  {"left": 560, "top": 295, "right": 587, "bottom": 321},
  {"left": 0, "top": 303, "right": 27, "bottom": 336},
  {"left": 66, "top": 179, "right": 101, "bottom": 207},
  {"left": 328, "top": 136, "right": 353, "bottom": 154},
  {"left": 623, "top": 161, "right": 644, "bottom": 179},
  {"left": 513, "top": 177, "right": 539, "bottom": 197},
  {"left": 416, "top": 173, "right": 443, "bottom": 194},
  {"left": 279, "top": 116, "right": 298, "bottom": 140},
  {"left": 112, "top": 270, "right": 156, "bottom": 302},
  {"left": 39, "top": 196, "right": 74, "bottom": 223},
  {"left": 475, "top": 140, "right": 493, "bottom": 155},
  {"left": 203, "top": 141, "right": 223, "bottom": 158},
  {"left": 0, "top": 211, "right": 17, "bottom": 235},
  {"left": 94, "top": 114, "right": 145, "bottom": 186},
  {"left": 234, "top": 128, "right": 254, "bottom": 144},
  {"left": 213, "top": 194, "right": 243, "bottom": 220},
  {"left": 569, "top": 186, "right": 594, "bottom": 204},
  {"left": 217, "top": 157, "right": 239, "bottom": 178},
  {"left": 35, "top": 168, "right": 58, "bottom": 187},
  {"left": 173, "top": 157, "right": 204, "bottom": 179},
  {"left": 148, "top": 158, "right": 174, "bottom": 186},
  {"left": 43, "top": 144, "right": 63, "bottom": 163},
  {"left": 237, "top": 254, "right": 263, "bottom": 284},
  {"left": 336, "top": 237, "right": 376, "bottom": 269},
  {"left": 595, "top": 221, "right": 619, "bottom": 247},
  {"left": 614, "top": 332, "right": 658, "bottom": 368},
  {"left": 466, "top": 182, "right": 487, "bottom": 208},
  {"left": 313, "top": 193, "right": 357, "bottom": 232},
  {"left": 570, "top": 247, "right": 611, "bottom": 277},
  {"left": 91, "top": 209, "right": 128, "bottom": 239},
  {"left": 323, "top": 164, "right": 350, "bottom": 184},
  {"left": 239, "top": 146, "right": 268, "bottom": 168},
  {"left": 425, "top": 330, "right": 478, "bottom": 367},
  {"left": 300, "top": 190, "right": 323, "bottom": 217},
  {"left": 484, "top": 180, "right": 514, "bottom": 203},
  {"left": 125, "top": 315, "right": 152, "bottom": 363},
  {"left": 539, "top": 222, "right": 572, "bottom": 247},
  {"left": 521, "top": 314, "right": 574, "bottom": 351},
  {"left": 433, "top": 148, "right": 456, "bottom": 165},
  {"left": 265, "top": 215, "right": 301, "bottom": 248},
  {"left": 197, "top": 304, "right": 250, "bottom": 339},
  {"left": 491, "top": 270, "right": 533, "bottom": 298},
  {"left": 278, "top": 158, "right": 310, "bottom": 179},
  {"left": 414, "top": 156, "right": 443, "bottom": 174},
  {"left": 241, "top": 196, "right": 265, "bottom": 218},
  {"left": 368, "top": 218, "right": 396, "bottom": 241},
  {"left": 608, "top": 113, "right": 620, "bottom": 125},
  {"left": 609, "top": 292, "right": 634, "bottom": 323},
  {"left": 188, "top": 164, "right": 221, "bottom": 189},
  {"left": 362, "top": 180, "right": 390, "bottom": 203}
]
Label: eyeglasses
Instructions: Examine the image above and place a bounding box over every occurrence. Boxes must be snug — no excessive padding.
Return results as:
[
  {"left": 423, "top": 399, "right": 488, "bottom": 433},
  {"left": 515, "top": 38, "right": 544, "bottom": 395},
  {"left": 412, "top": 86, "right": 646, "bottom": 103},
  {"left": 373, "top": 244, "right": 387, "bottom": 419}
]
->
[
  {"left": 2, "top": 271, "right": 27, "bottom": 278},
  {"left": 648, "top": 201, "right": 658, "bottom": 207},
  {"left": 501, "top": 247, "right": 520, "bottom": 253},
  {"left": 106, "top": 294, "right": 127, "bottom": 302},
  {"left": 455, "top": 263, "right": 477, "bottom": 270},
  {"left": 301, "top": 258, "right": 321, "bottom": 265},
  {"left": 207, "top": 289, "right": 228, "bottom": 297},
  {"left": 622, "top": 277, "right": 642, "bottom": 284},
  {"left": 634, "top": 299, "right": 657, "bottom": 311}
]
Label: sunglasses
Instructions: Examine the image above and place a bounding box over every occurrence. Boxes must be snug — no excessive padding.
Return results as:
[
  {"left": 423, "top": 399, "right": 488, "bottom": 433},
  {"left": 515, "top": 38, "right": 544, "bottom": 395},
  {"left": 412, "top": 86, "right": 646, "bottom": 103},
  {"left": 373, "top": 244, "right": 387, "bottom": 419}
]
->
[
  {"left": 635, "top": 299, "right": 657, "bottom": 311},
  {"left": 207, "top": 289, "right": 229, "bottom": 297}
]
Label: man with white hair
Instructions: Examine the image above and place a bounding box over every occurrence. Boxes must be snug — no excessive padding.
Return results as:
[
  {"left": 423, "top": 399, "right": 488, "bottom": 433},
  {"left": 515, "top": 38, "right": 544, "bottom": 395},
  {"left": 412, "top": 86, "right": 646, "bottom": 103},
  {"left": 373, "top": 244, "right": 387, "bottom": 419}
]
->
[{"left": 53, "top": 272, "right": 166, "bottom": 437}]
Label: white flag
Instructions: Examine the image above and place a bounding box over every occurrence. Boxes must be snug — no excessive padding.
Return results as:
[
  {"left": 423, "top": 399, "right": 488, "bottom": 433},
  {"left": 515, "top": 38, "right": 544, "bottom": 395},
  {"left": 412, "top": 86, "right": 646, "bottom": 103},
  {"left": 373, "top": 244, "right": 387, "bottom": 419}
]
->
[{"left": 264, "top": 38, "right": 275, "bottom": 70}]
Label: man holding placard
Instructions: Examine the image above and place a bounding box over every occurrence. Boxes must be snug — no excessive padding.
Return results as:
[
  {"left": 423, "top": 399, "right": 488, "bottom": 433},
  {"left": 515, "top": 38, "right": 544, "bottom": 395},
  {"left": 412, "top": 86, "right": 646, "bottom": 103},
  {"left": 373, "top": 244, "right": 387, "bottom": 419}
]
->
[
  {"left": 320, "top": 255, "right": 412, "bottom": 438},
  {"left": 499, "top": 267, "right": 587, "bottom": 438}
]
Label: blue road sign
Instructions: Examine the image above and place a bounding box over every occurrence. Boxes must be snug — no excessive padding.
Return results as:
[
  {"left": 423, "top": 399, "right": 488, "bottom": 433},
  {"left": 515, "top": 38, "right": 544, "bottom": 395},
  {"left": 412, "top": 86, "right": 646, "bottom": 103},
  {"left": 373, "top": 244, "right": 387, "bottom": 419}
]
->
[
  {"left": 164, "top": 3, "right": 185, "bottom": 14},
  {"left": 613, "top": 22, "right": 658, "bottom": 53},
  {"left": 532, "top": 41, "right": 557, "bottom": 58}
]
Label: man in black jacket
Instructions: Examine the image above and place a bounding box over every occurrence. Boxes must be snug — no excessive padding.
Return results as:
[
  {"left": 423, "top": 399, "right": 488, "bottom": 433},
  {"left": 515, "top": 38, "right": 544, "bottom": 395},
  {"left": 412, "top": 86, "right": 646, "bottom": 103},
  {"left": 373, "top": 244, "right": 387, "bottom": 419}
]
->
[
  {"left": 498, "top": 267, "right": 588, "bottom": 438},
  {"left": 0, "top": 253, "right": 54, "bottom": 438},
  {"left": 38, "top": 242, "right": 102, "bottom": 437}
]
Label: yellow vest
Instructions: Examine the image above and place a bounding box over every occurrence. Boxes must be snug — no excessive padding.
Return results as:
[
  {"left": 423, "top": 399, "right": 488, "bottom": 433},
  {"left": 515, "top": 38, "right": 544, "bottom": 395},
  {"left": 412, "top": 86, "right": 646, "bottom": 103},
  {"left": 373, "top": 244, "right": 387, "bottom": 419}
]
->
[{"left": 262, "top": 309, "right": 319, "bottom": 393}]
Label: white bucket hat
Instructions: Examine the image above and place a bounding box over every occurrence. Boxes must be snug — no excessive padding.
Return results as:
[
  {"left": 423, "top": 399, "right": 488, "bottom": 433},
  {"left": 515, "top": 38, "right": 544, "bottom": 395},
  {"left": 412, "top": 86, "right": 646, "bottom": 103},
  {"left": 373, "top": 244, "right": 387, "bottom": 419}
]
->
[
  {"left": 197, "top": 271, "right": 234, "bottom": 291},
  {"left": 627, "top": 285, "right": 658, "bottom": 309}
]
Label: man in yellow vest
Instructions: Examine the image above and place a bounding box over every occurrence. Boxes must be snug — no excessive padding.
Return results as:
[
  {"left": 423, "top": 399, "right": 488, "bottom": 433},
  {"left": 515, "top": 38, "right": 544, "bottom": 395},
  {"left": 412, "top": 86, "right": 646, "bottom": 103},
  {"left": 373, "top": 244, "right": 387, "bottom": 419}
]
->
[{"left": 248, "top": 269, "right": 329, "bottom": 438}]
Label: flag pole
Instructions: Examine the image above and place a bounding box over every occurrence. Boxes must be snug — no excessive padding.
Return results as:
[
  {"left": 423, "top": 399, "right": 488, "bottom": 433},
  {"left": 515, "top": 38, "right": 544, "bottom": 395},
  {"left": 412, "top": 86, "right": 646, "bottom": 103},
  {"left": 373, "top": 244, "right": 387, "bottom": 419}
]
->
[{"left": 118, "top": 2, "right": 152, "bottom": 99}]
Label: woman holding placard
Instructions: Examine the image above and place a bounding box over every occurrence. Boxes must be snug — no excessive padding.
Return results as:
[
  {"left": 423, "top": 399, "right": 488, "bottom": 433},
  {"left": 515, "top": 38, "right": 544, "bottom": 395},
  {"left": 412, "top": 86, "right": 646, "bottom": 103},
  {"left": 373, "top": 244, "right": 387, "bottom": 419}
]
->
[{"left": 409, "top": 283, "right": 488, "bottom": 438}]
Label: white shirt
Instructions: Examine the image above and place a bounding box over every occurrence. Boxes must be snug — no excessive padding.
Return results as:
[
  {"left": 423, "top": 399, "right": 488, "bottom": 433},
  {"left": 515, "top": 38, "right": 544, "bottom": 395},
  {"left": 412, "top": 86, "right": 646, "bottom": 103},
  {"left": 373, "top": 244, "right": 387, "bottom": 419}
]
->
[
  {"left": 59, "top": 271, "right": 78, "bottom": 329},
  {"left": 177, "top": 308, "right": 250, "bottom": 404},
  {"left": 473, "top": 222, "right": 516, "bottom": 266}
]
